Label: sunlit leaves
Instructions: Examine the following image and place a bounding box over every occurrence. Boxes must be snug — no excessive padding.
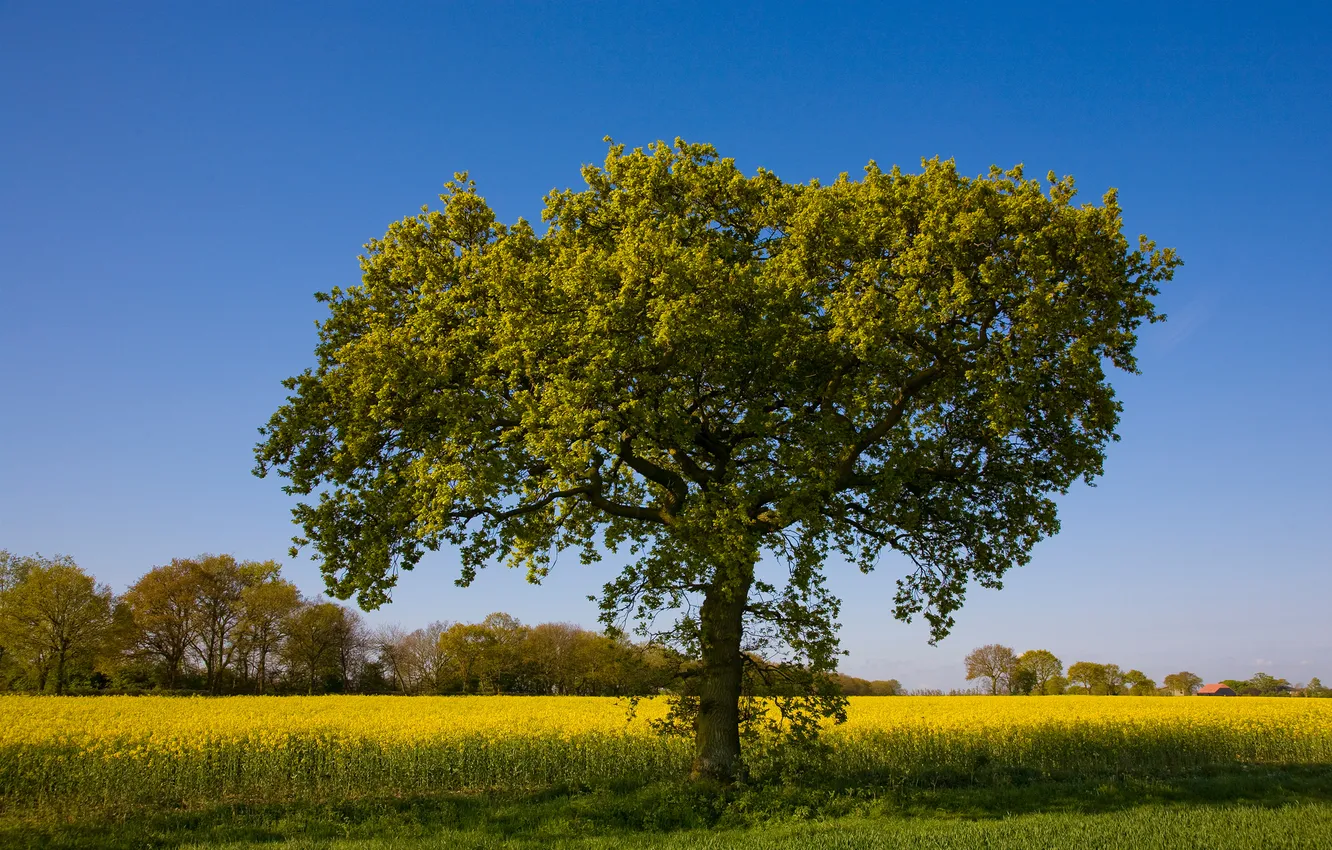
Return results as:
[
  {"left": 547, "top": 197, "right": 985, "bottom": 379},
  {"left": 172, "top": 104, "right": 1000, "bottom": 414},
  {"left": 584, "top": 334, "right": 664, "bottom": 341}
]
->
[{"left": 255, "top": 138, "right": 1178, "bottom": 664}]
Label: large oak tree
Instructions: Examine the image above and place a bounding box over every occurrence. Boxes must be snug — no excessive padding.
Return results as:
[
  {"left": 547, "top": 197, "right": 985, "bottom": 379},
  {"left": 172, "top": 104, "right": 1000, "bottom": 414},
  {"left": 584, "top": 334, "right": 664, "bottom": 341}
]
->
[{"left": 256, "top": 140, "right": 1178, "bottom": 780}]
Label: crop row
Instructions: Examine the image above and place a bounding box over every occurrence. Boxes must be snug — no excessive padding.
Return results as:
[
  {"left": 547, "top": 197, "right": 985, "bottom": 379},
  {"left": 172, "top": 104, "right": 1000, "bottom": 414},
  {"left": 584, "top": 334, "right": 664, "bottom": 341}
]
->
[{"left": 2, "top": 696, "right": 1329, "bottom": 805}]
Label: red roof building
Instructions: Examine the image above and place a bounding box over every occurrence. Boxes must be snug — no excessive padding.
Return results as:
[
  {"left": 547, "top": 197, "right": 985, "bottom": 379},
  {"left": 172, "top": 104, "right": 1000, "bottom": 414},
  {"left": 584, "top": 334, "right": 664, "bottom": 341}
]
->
[{"left": 1197, "top": 683, "right": 1237, "bottom": 696}]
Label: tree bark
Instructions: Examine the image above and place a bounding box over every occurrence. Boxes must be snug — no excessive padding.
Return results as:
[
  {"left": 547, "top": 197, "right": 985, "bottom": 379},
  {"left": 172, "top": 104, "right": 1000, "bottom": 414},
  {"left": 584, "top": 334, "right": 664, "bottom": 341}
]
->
[{"left": 690, "top": 557, "right": 754, "bottom": 783}]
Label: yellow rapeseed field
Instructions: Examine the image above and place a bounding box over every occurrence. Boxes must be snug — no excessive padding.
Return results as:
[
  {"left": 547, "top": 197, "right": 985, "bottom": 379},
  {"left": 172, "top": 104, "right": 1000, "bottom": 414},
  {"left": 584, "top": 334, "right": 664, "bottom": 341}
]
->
[{"left": 1, "top": 696, "right": 1329, "bottom": 805}]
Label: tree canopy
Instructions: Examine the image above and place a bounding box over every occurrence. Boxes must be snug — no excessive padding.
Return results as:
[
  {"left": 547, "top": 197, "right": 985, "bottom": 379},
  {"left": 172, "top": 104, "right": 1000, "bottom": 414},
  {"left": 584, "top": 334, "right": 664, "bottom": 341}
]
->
[
  {"left": 1163, "top": 671, "right": 1203, "bottom": 696},
  {"left": 255, "top": 139, "right": 1179, "bottom": 779},
  {"left": 1016, "top": 649, "right": 1063, "bottom": 693},
  {"left": 0, "top": 555, "right": 115, "bottom": 694},
  {"left": 965, "top": 643, "right": 1018, "bottom": 695}
]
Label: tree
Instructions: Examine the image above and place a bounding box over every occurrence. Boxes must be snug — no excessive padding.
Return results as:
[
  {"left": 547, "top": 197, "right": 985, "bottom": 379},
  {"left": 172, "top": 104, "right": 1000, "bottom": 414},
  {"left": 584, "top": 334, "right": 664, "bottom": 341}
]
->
[
  {"left": 123, "top": 560, "right": 199, "bottom": 688},
  {"left": 282, "top": 602, "right": 348, "bottom": 694},
  {"left": 524, "top": 622, "right": 587, "bottom": 695},
  {"left": 1124, "top": 669, "right": 1157, "bottom": 695},
  {"left": 0, "top": 556, "right": 115, "bottom": 693},
  {"left": 380, "top": 621, "right": 452, "bottom": 693},
  {"left": 964, "top": 644, "right": 1018, "bottom": 695},
  {"left": 1066, "top": 661, "right": 1105, "bottom": 694},
  {"left": 1246, "top": 672, "right": 1291, "bottom": 696},
  {"left": 834, "top": 674, "right": 903, "bottom": 696},
  {"left": 1163, "top": 671, "right": 1203, "bottom": 696},
  {"left": 1016, "top": 649, "right": 1063, "bottom": 695},
  {"left": 235, "top": 575, "right": 301, "bottom": 694},
  {"left": 255, "top": 140, "right": 1178, "bottom": 780},
  {"left": 473, "top": 612, "right": 528, "bottom": 694},
  {"left": 869, "top": 678, "right": 903, "bottom": 696},
  {"left": 330, "top": 606, "right": 369, "bottom": 691},
  {"left": 1009, "top": 666, "right": 1037, "bottom": 695},
  {"left": 437, "top": 621, "right": 490, "bottom": 694},
  {"left": 189, "top": 555, "right": 280, "bottom": 694},
  {"left": 522, "top": 621, "right": 635, "bottom": 695},
  {"left": 0, "top": 551, "right": 35, "bottom": 593},
  {"left": 373, "top": 625, "right": 412, "bottom": 693},
  {"left": 0, "top": 551, "right": 38, "bottom": 681},
  {"left": 1101, "top": 663, "right": 1128, "bottom": 695},
  {"left": 1069, "top": 662, "right": 1127, "bottom": 695}
]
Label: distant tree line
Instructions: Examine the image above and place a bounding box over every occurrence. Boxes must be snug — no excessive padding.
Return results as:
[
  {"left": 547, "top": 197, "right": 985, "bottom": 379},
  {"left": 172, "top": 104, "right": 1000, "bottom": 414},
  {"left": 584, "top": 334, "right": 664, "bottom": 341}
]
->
[
  {"left": 963, "top": 643, "right": 1330, "bottom": 697},
  {"left": 8, "top": 550, "right": 1318, "bottom": 699},
  {"left": 0, "top": 550, "right": 913, "bottom": 697},
  {"left": 830, "top": 675, "right": 903, "bottom": 696},
  {"left": 0, "top": 551, "right": 693, "bottom": 695}
]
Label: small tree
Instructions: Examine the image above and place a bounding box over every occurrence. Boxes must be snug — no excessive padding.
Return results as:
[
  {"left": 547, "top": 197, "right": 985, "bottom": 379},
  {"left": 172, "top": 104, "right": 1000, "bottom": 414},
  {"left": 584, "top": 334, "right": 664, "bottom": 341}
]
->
[
  {"left": 190, "top": 555, "right": 282, "bottom": 694},
  {"left": 1043, "top": 674, "right": 1068, "bottom": 695},
  {"left": 124, "top": 560, "right": 199, "bottom": 688},
  {"left": 524, "top": 622, "right": 586, "bottom": 695},
  {"left": 1066, "top": 661, "right": 1105, "bottom": 694},
  {"left": 474, "top": 612, "right": 528, "bottom": 694},
  {"left": 374, "top": 623, "right": 452, "bottom": 694},
  {"left": 0, "top": 551, "right": 37, "bottom": 683},
  {"left": 1162, "top": 671, "right": 1203, "bottom": 696},
  {"left": 437, "top": 621, "right": 493, "bottom": 694},
  {"left": 835, "top": 674, "right": 904, "bottom": 696},
  {"left": 1222, "top": 678, "right": 1252, "bottom": 695},
  {"left": 1016, "top": 649, "right": 1063, "bottom": 694},
  {"left": 235, "top": 577, "right": 301, "bottom": 694},
  {"left": 0, "top": 557, "right": 115, "bottom": 693},
  {"left": 373, "top": 625, "right": 415, "bottom": 693},
  {"left": 1009, "top": 666, "right": 1037, "bottom": 695},
  {"left": 964, "top": 644, "right": 1017, "bottom": 695},
  {"left": 1247, "top": 672, "right": 1291, "bottom": 696},
  {"left": 1124, "top": 669, "right": 1157, "bottom": 695},
  {"left": 282, "top": 602, "right": 346, "bottom": 694},
  {"left": 1101, "top": 663, "right": 1128, "bottom": 695},
  {"left": 331, "top": 607, "right": 369, "bottom": 691}
]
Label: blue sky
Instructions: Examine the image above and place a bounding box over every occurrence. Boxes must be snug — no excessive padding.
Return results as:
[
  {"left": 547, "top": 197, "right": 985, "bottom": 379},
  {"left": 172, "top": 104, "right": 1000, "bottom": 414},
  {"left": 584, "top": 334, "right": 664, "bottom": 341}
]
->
[{"left": 2, "top": 2, "right": 1328, "bottom": 690}]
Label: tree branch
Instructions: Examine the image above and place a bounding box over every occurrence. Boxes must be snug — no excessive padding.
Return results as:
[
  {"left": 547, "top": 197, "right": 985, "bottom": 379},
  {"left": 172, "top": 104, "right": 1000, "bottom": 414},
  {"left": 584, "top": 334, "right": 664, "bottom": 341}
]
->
[
  {"left": 833, "top": 365, "right": 946, "bottom": 490},
  {"left": 589, "top": 460, "right": 676, "bottom": 525},
  {"left": 618, "top": 436, "right": 690, "bottom": 510}
]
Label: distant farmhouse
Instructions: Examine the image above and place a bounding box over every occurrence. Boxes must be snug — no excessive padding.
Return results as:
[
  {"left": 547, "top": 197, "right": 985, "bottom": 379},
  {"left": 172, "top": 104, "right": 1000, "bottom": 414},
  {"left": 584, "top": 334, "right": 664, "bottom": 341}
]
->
[{"left": 1197, "top": 683, "right": 1237, "bottom": 696}]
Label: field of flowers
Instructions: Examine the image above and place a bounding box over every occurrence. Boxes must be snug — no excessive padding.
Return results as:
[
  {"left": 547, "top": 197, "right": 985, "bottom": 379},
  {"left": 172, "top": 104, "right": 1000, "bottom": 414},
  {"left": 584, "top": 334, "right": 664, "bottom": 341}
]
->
[{"left": 1, "top": 696, "right": 1329, "bottom": 806}]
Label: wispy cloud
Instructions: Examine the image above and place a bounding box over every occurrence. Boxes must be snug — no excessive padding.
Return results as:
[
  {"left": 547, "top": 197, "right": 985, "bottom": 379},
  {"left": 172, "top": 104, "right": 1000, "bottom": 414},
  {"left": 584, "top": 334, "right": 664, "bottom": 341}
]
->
[{"left": 1153, "top": 295, "right": 1216, "bottom": 352}]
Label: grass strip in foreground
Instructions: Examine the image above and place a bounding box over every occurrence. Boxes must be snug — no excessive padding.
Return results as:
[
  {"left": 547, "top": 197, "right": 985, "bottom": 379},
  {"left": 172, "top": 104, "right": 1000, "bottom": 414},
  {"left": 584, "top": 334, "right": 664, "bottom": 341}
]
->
[
  {"left": 5, "top": 767, "right": 1331, "bottom": 849},
  {"left": 11, "top": 804, "right": 1331, "bottom": 850}
]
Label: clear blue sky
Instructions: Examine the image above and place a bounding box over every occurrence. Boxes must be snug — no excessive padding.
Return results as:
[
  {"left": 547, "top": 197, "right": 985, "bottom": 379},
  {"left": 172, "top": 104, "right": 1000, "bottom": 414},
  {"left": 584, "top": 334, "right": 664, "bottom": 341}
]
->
[{"left": 2, "top": 2, "right": 1328, "bottom": 690}]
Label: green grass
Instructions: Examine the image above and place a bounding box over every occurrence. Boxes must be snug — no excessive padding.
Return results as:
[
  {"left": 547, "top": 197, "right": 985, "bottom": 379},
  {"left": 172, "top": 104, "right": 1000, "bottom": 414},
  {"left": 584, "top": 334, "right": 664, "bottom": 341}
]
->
[
  {"left": 5, "top": 766, "right": 1331, "bottom": 849},
  {"left": 176, "top": 806, "right": 1332, "bottom": 849}
]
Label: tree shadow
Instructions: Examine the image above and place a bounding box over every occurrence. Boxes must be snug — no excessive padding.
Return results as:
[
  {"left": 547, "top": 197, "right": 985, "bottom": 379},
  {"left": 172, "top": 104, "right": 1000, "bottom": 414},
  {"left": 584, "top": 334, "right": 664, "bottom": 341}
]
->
[
  {"left": 4, "top": 765, "right": 1331, "bottom": 849},
  {"left": 879, "top": 764, "right": 1332, "bottom": 819}
]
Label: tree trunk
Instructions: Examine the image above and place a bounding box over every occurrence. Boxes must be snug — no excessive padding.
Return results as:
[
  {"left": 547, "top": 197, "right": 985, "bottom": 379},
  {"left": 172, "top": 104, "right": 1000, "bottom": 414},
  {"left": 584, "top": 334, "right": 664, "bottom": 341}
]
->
[
  {"left": 55, "top": 644, "right": 68, "bottom": 695},
  {"left": 690, "top": 558, "right": 753, "bottom": 783}
]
